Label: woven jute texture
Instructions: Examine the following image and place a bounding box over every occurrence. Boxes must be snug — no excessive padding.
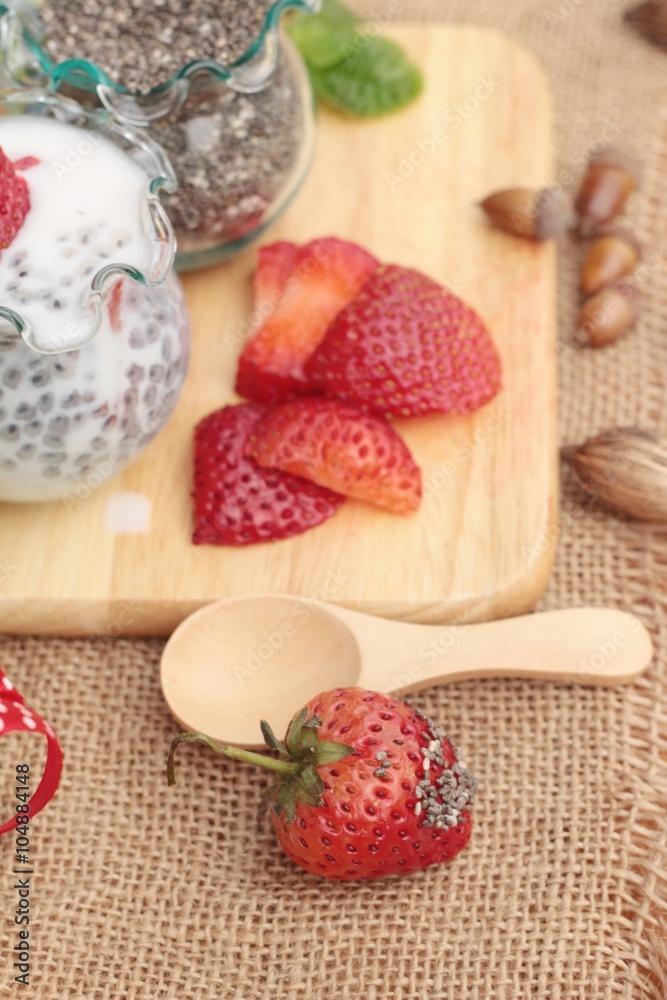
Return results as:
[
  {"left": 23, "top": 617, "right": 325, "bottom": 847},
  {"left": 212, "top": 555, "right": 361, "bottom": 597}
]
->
[{"left": 2, "top": 1, "right": 667, "bottom": 997}]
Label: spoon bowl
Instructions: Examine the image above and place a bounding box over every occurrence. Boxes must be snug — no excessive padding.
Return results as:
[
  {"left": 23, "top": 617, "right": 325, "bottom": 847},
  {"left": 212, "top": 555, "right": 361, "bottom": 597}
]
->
[{"left": 160, "top": 595, "right": 653, "bottom": 746}]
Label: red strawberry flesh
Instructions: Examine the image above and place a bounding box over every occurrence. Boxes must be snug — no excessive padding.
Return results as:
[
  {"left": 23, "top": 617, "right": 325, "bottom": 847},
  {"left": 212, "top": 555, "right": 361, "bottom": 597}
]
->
[
  {"left": 192, "top": 402, "right": 344, "bottom": 545},
  {"left": 253, "top": 240, "right": 298, "bottom": 316},
  {"left": 248, "top": 397, "right": 422, "bottom": 515},
  {"left": 235, "top": 236, "right": 379, "bottom": 404},
  {"left": 305, "top": 263, "right": 502, "bottom": 419},
  {"left": 0, "top": 147, "right": 30, "bottom": 253},
  {"left": 271, "top": 687, "right": 475, "bottom": 880}
]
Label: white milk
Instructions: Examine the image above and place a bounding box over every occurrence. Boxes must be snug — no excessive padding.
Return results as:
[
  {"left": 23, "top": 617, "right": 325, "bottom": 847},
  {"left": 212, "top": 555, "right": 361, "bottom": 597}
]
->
[
  {"left": 0, "top": 115, "right": 190, "bottom": 503},
  {"left": 0, "top": 116, "right": 153, "bottom": 352}
]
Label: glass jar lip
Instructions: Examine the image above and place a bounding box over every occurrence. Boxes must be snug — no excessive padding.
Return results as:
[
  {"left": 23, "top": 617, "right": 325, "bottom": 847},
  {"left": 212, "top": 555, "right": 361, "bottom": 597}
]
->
[
  {"left": 0, "top": 90, "right": 178, "bottom": 355},
  {"left": 2, "top": 0, "right": 319, "bottom": 97}
]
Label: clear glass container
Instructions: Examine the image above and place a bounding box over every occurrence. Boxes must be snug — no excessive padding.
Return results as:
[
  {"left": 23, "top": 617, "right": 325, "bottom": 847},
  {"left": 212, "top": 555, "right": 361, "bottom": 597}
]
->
[
  {"left": 0, "top": 1, "right": 319, "bottom": 271},
  {"left": 0, "top": 91, "right": 190, "bottom": 502}
]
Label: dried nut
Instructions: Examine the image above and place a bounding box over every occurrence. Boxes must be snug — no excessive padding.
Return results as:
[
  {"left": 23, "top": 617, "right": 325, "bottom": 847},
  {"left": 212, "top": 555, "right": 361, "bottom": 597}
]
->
[
  {"left": 580, "top": 226, "right": 642, "bottom": 295},
  {"left": 625, "top": 0, "right": 667, "bottom": 50},
  {"left": 479, "top": 186, "right": 576, "bottom": 240},
  {"left": 563, "top": 427, "right": 667, "bottom": 522},
  {"left": 576, "top": 281, "right": 642, "bottom": 347},
  {"left": 574, "top": 144, "right": 642, "bottom": 236}
]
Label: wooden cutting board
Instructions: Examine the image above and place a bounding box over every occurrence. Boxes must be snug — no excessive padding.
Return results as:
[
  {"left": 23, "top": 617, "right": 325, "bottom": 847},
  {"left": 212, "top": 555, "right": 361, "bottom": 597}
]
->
[{"left": 0, "top": 25, "right": 558, "bottom": 637}]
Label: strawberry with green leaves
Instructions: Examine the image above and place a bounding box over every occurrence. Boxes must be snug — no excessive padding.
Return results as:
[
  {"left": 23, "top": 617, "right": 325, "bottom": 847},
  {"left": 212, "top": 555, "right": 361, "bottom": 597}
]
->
[{"left": 168, "top": 687, "right": 476, "bottom": 880}]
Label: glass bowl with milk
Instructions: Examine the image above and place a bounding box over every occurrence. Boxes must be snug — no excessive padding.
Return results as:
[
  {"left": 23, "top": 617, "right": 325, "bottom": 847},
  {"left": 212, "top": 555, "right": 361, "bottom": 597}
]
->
[{"left": 0, "top": 90, "right": 190, "bottom": 503}]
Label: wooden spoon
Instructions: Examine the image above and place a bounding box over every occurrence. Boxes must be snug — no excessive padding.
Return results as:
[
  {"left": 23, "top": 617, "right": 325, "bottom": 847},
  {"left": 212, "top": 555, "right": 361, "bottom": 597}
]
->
[{"left": 160, "top": 595, "right": 652, "bottom": 747}]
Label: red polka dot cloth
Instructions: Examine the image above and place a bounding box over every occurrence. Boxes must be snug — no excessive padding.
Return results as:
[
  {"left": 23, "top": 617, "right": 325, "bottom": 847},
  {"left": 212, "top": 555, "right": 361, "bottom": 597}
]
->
[{"left": 0, "top": 667, "right": 63, "bottom": 836}]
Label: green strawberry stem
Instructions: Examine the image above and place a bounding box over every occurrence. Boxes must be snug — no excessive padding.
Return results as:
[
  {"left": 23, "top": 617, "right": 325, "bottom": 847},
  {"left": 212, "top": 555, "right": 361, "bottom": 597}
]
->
[
  {"left": 167, "top": 711, "right": 354, "bottom": 821},
  {"left": 167, "top": 731, "right": 301, "bottom": 786}
]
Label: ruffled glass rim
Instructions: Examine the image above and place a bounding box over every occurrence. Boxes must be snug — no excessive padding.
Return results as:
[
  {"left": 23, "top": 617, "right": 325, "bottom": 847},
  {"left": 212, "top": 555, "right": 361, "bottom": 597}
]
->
[
  {"left": 0, "top": 90, "right": 177, "bottom": 355},
  {"left": 0, "top": 0, "right": 320, "bottom": 100}
]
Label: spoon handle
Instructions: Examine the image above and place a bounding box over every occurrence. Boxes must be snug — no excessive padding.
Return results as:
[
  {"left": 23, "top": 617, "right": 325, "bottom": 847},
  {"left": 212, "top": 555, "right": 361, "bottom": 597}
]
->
[{"left": 354, "top": 607, "right": 653, "bottom": 693}]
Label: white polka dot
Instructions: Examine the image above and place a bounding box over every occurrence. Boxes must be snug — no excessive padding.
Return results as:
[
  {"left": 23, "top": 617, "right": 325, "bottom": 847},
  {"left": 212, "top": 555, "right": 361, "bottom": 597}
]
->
[
  {"left": 20, "top": 708, "right": 32, "bottom": 719},
  {"left": 0, "top": 717, "right": 4, "bottom": 732},
  {"left": 22, "top": 717, "right": 37, "bottom": 730},
  {"left": 0, "top": 703, "right": 7, "bottom": 713},
  {"left": 2, "top": 676, "right": 13, "bottom": 690}
]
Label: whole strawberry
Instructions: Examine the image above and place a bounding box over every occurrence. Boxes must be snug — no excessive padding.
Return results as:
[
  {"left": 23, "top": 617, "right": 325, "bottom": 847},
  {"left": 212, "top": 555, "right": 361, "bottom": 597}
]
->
[
  {"left": 0, "top": 148, "right": 30, "bottom": 252},
  {"left": 168, "top": 687, "right": 476, "bottom": 880}
]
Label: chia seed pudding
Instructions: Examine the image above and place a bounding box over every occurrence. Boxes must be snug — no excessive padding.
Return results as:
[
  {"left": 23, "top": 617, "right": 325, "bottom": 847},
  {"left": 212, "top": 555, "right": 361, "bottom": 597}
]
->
[
  {"left": 0, "top": 115, "right": 190, "bottom": 503},
  {"left": 30, "top": 0, "right": 313, "bottom": 257}
]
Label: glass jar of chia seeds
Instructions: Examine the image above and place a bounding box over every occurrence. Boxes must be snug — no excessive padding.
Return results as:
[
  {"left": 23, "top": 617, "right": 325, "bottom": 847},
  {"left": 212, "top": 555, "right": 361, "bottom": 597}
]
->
[
  {"left": 0, "top": 0, "right": 318, "bottom": 271},
  {"left": 0, "top": 91, "right": 190, "bottom": 503}
]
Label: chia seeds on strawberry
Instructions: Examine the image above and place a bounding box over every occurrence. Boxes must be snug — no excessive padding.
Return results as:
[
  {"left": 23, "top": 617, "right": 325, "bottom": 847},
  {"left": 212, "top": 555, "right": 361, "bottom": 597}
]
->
[
  {"left": 34, "top": 0, "right": 308, "bottom": 248},
  {"left": 413, "top": 706, "right": 478, "bottom": 830}
]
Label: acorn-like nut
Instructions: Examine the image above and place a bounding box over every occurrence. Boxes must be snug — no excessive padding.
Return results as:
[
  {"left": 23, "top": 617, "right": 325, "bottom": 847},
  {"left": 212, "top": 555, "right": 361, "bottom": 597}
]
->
[
  {"left": 624, "top": 0, "right": 667, "bottom": 51},
  {"left": 563, "top": 427, "right": 667, "bottom": 522},
  {"left": 580, "top": 225, "right": 642, "bottom": 295},
  {"left": 479, "top": 186, "right": 576, "bottom": 240},
  {"left": 574, "top": 144, "right": 642, "bottom": 237},
  {"left": 576, "top": 281, "right": 642, "bottom": 347}
]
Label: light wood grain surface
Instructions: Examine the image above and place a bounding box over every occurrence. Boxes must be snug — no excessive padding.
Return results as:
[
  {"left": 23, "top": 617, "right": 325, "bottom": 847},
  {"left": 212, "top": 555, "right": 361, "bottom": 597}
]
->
[{"left": 0, "top": 25, "right": 558, "bottom": 636}]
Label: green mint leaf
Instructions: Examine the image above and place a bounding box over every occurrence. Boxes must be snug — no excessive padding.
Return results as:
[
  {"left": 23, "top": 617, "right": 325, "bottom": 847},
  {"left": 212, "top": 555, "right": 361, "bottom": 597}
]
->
[
  {"left": 288, "top": 0, "right": 360, "bottom": 69},
  {"left": 289, "top": 19, "right": 358, "bottom": 70},
  {"left": 319, "top": 0, "right": 360, "bottom": 26},
  {"left": 310, "top": 35, "right": 423, "bottom": 118}
]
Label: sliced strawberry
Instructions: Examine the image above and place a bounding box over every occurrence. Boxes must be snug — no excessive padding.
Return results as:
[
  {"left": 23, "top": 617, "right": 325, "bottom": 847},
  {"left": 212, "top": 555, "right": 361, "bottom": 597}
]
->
[
  {"left": 236, "top": 237, "right": 379, "bottom": 404},
  {"left": 304, "top": 263, "right": 502, "bottom": 418},
  {"left": 253, "top": 240, "right": 298, "bottom": 315},
  {"left": 0, "top": 147, "right": 30, "bottom": 253},
  {"left": 248, "top": 398, "right": 421, "bottom": 515},
  {"left": 192, "top": 403, "right": 344, "bottom": 546}
]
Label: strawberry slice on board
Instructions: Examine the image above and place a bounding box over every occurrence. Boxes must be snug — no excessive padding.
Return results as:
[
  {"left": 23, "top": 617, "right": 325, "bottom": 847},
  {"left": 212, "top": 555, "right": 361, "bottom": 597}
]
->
[
  {"left": 235, "top": 236, "right": 380, "bottom": 404},
  {"left": 247, "top": 397, "right": 422, "bottom": 516},
  {"left": 192, "top": 403, "right": 344, "bottom": 546},
  {"left": 252, "top": 240, "right": 298, "bottom": 319},
  {"left": 0, "top": 147, "right": 31, "bottom": 253},
  {"left": 304, "top": 263, "right": 502, "bottom": 419}
]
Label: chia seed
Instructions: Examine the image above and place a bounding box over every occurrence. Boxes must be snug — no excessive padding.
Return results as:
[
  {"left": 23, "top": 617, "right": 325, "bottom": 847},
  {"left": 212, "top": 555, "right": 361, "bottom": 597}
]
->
[
  {"left": 39, "top": 0, "right": 272, "bottom": 94},
  {"left": 34, "top": 0, "right": 309, "bottom": 250},
  {"left": 410, "top": 705, "right": 479, "bottom": 831}
]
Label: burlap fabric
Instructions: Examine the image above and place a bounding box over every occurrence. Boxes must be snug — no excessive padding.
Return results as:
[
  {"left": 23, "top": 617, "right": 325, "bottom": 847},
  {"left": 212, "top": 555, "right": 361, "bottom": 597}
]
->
[{"left": 1, "top": 1, "right": 667, "bottom": 997}]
